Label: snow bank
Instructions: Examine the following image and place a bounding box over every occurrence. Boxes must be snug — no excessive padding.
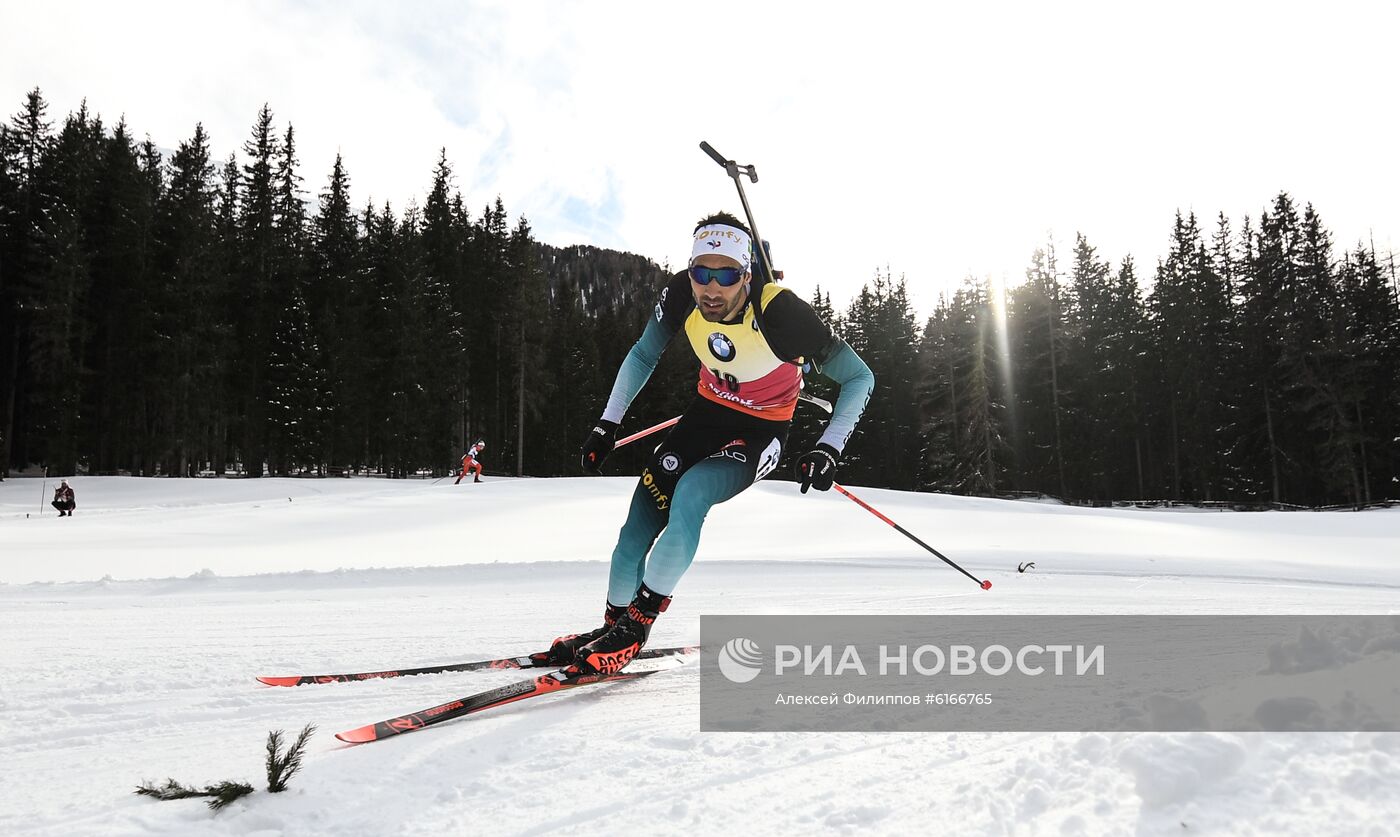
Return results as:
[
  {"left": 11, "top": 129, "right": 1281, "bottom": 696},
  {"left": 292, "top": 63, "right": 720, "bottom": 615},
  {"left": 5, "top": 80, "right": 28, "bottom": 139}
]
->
[{"left": 1, "top": 476, "right": 1397, "bottom": 835}]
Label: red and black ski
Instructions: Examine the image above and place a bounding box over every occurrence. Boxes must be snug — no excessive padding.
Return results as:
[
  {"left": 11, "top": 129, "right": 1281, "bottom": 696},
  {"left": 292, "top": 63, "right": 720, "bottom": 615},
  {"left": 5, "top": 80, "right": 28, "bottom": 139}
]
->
[
  {"left": 335, "top": 656, "right": 693, "bottom": 744},
  {"left": 257, "top": 645, "right": 697, "bottom": 687}
]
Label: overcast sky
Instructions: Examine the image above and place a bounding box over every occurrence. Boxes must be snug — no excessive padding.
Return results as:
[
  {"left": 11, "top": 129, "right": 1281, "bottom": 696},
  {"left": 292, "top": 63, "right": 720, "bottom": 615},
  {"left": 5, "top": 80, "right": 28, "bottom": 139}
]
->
[{"left": 3, "top": 0, "right": 1396, "bottom": 317}]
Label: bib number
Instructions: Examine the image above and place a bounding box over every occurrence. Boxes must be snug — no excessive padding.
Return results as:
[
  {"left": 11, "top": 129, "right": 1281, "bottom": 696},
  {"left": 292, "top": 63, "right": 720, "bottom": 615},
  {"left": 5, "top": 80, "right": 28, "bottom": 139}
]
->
[{"left": 709, "top": 368, "right": 741, "bottom": 393}]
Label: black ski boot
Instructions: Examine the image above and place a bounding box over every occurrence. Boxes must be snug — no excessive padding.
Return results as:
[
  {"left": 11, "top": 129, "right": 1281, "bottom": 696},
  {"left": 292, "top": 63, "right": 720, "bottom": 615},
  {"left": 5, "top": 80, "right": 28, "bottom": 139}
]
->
[
  {"left": 570, "top": 584, "right": 671, "bottom": 676},
  {"left": 541, "top": 602, "right": 626, "bottom": 666}
]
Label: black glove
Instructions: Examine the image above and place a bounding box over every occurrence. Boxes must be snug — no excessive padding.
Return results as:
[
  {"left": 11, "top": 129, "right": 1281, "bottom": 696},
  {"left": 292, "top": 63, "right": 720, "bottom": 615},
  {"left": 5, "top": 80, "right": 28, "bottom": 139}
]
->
[
  {"left": 795, "top": 443, "right": 840, "bottom": 493},
  {"left": 581, "top": 419, "right": 619, "bottom": 473}
]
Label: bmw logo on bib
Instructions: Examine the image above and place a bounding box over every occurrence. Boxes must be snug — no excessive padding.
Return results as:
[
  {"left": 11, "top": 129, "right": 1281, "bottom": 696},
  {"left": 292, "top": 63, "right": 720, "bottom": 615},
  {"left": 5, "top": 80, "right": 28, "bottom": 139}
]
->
[{"left": 708, "top": 333, "right": 736, "bottom": 362}]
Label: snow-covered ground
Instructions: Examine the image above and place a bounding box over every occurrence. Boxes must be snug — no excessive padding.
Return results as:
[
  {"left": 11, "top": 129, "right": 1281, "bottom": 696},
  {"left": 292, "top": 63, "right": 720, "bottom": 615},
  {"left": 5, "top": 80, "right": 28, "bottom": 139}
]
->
[{"left": 2, "top": 475, "right": 1398, "bottom": 836}]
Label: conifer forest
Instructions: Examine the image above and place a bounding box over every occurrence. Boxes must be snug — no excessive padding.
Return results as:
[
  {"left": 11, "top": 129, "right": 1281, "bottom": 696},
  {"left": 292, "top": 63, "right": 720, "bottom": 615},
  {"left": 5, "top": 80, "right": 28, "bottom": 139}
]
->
[{"left": 1, "top": 90, "right": 1396, "bottom": 507}]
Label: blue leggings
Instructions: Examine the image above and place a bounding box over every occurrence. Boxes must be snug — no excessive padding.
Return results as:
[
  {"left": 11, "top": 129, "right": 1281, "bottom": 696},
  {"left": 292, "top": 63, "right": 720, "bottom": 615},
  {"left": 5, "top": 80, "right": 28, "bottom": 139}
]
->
[{"left": 606, "top": 400, "right": 786, "bottom": 603}]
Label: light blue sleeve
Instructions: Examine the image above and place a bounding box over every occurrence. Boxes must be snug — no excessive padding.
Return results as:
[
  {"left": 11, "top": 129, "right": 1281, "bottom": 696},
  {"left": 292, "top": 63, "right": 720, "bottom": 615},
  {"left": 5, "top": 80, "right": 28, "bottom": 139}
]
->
[
  {"left": 812, "top": 340, "right": 874, "bottom": 453},
  {"left": 601, "top": 318, "right": 673, "bottom": 424}
]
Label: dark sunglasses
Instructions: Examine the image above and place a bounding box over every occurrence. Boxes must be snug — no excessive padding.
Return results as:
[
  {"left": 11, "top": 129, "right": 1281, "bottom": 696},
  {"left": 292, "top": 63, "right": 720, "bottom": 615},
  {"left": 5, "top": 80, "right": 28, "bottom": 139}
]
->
[{"left": 688, "top": 265, "right": 748, "bottom": 287}]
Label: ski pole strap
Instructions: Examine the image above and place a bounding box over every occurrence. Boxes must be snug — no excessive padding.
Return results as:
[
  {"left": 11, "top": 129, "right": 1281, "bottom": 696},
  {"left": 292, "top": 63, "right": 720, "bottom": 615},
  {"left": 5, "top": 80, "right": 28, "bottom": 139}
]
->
[{"left": 832, "top": 483, "right": 991, "bottom": 590}]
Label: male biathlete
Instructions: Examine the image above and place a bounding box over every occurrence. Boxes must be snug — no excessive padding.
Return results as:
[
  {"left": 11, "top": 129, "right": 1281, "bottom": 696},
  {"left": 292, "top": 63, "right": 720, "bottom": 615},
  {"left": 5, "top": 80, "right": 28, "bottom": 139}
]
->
[{"left": 549, "top": 211, "right": 875, "bottom": 676}]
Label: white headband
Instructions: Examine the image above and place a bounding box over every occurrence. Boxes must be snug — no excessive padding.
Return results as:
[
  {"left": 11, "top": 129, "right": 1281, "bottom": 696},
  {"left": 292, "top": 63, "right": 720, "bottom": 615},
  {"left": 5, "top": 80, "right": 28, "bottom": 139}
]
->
[{"left": 691, "top": 224, "right": 752, "bottom": 273}]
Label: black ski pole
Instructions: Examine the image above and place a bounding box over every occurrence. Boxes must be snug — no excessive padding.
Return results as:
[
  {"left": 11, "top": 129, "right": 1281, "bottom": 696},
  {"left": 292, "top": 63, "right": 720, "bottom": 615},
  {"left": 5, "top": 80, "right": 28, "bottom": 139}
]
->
[{"left": 698, "top": 141, "right": 778, "bottom": 287}]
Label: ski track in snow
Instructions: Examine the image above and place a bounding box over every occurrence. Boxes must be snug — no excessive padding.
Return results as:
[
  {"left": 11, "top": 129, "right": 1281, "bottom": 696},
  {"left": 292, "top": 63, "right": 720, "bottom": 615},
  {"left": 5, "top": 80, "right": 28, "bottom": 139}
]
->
[{"left": 2, "top": 476, "right": 1399, "bottom": 836}]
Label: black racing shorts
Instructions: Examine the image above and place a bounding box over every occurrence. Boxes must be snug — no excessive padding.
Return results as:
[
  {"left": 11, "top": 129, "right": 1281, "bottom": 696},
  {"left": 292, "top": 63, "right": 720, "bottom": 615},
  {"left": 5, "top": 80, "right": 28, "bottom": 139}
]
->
[{"left": 640, "top": 397, "right": 790, "bottom": 500}]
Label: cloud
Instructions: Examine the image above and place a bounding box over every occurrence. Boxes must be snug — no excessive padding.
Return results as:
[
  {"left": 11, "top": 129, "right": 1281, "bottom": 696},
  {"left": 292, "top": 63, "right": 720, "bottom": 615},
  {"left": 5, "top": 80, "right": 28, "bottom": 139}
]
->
[{"left": 2, "top": 0, "right": 1396, "bottom": 316}]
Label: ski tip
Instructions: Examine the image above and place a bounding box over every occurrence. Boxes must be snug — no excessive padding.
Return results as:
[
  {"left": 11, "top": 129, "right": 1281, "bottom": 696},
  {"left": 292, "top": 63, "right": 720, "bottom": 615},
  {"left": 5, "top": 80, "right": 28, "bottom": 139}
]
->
[
  {"left": 335, "top": 725, "right": 378, "bottom": 744},
  {"left": 980, "top": 579, "right": 993, "bottom": 590},
  {"left": 257, "top": 676, "right": 301, "bottom": 687}
]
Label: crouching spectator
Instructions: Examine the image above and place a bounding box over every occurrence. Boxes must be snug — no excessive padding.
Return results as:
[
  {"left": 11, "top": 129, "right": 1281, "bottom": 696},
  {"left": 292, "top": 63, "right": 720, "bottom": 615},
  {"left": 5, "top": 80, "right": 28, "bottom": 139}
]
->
[{"left": 52, "top": 479, "right": 75, "bottom": 517}]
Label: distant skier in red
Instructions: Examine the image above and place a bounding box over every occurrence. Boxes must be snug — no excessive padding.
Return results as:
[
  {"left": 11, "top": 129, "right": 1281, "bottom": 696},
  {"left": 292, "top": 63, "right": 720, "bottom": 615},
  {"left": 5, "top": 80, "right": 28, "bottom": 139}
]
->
[
  {"left": 52, "top": 479, "right": 76, "bottom": 516},
  {"left": 455, "top": 441, "right": 486, "bottom": 484}
]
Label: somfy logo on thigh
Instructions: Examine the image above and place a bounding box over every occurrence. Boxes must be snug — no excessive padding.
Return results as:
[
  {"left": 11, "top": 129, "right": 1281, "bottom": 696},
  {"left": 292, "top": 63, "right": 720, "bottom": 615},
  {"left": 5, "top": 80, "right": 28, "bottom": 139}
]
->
[{"left": 718, "top": 637, "right": 763, "bottom": 683}]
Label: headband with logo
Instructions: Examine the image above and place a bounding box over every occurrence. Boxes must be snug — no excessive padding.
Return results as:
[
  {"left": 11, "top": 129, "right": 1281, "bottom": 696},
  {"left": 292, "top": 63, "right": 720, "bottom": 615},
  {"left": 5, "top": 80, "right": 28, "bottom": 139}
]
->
[{"left": 691, "top": 224, "right": 752, "bottom": 273}]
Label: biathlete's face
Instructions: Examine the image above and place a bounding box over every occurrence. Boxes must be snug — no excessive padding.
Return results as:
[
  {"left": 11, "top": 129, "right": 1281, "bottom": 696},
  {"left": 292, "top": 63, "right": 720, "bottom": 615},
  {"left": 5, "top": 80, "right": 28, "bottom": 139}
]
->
[{"left": 690, "top": 253, "right": 751, "bottom": 323}]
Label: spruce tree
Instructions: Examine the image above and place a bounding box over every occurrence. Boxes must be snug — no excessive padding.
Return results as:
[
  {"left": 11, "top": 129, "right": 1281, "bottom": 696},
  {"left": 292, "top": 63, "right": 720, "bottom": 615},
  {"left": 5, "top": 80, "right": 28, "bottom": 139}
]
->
[
  {"left": 1258, "top": 196, "right": 1303, "bottom": 502},
  {"left": 309, "top": 153, "right": 360, "bottom": 470},
  {"left": 1009, "top": 244, "right": 1072, "bottom": 497},
  {"left": 1146, "top": 212, "right": 1238, "bottom": 501},
  {"left": 211, "top": 153, "right": 242, "bottom": 473},
  {"left": 1332, "top": 246, "right": 1399, "bottom": 502},
  {"left": 156, "top": 123, "right": 225, "bottom": 477},
  {"left": 0, "top": 123, "right": 14, "bottom": 477},
  {"left": 471, "top": 197, "right": 510, "bottom": 460},
  {"left": 264, "top": 123, "right": 311, "bottom": 474},
  {"left": 85, "top": 118, "right": 156, "bottom": 474},
  {"left": 0, "top": 88, "right": 54, "bottom": 475},
  {"left": 419, "top": 152, "right": 466, "bottom": 471},
  {"left": 541, "top": 273, "right": 600, "bottom": 473},
  {"left": 234, "top": 105, "right": 280, "bottom": 476},
  {"left": 875, "top": 274, "right": 922, "bottom": 489},
  {"left": 1064, "top": 234, "right": 1113, "bottom": 499},
  {"left": 28, "top": 102, "right": 105, "bottom": 475},
  {"left": 1238, "top": 193, "right": 1338, "bottom": 504},
  {"left": 360, "top": 201, "right": 397, "bottom": 474},
  {"left": 949, "top": 277, "right": 1010, "bottom": 494},
  {"left": 1290, "top": 203, "right": 1363, "bottom": 503},
  {"left": 392, "top": 203, "right": 432, "bottom": 474},
  {"left": 505, "top": 215, "right": 550, "bottom": 475},
  {"left": 915, "top": 291, "right": 962, "bottom": 492},
  {"left": 1104, "top": 257, "right": 1150, "bottom": 498}
]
